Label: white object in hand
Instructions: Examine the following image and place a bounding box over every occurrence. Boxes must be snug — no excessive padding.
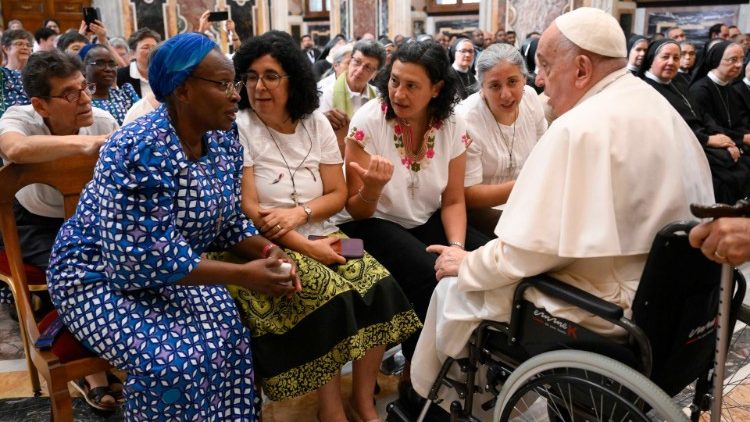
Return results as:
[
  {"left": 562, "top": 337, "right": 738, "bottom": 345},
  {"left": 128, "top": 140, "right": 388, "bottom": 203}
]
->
[{"left": 275, "top": 262, "right": 293, "bottom": 286}]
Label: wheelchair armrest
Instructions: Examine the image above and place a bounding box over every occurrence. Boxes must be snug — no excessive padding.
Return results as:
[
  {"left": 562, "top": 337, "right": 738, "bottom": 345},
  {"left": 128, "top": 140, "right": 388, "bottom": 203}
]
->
[{"left": 513, "top": 274, "right": 624, "bottom": 321}]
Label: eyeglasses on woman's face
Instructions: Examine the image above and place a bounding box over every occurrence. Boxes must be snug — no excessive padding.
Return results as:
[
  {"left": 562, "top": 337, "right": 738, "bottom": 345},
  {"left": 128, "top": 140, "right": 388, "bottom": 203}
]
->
[
  {"left": 9, "top": 40, "right": 32, "bottom": 49},
  {"left": 349, "top": 56, "right": 378, "bottom": 75},
  {"left": 44, "top": 82, "right": 96, "bottom": 103},
  {"left": 87, "top": 59, "right": 118, "bottom": 69},
  {"left": 189, "top": 74, "right": 245, "bottom": 98},
  {"left": 243, "top": 72, "right": 289, "bottom": 90}
]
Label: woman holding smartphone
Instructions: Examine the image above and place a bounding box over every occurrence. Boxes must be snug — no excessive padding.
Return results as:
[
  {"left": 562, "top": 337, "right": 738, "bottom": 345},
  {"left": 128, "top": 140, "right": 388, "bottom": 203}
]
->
[{"left": 228, "top": 31, "right": 419, "bottom": 422}]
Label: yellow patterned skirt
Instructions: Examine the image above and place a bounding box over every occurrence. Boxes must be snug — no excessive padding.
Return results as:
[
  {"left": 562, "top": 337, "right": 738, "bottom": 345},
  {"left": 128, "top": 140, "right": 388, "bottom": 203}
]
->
[{"left": 211, "top": 231, "right": 421, "bottom": 401}]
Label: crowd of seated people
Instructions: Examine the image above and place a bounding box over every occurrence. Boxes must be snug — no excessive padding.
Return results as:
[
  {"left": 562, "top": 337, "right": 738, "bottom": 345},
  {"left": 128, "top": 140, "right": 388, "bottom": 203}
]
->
[{"left": 0, "top": 8, "right": 747, "bottom": 422}]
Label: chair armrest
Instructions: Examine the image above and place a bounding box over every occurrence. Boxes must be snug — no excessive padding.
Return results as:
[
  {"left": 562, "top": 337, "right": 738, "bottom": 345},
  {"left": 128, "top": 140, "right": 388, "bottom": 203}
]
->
[{"left": 514, "top": 274, "right": 624, "bottom": 321}]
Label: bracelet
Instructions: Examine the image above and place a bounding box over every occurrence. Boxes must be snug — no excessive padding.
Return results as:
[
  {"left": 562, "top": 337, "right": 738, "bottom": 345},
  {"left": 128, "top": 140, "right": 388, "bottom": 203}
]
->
[
  {"left": 448, "top": 241, "right": 465, "bottom": 250},
  {"left": 357, "top": 187, "right": 379, "bottom": 204},
  {"left": 261, "top": 243, "right": 278, "bottom": 258}
]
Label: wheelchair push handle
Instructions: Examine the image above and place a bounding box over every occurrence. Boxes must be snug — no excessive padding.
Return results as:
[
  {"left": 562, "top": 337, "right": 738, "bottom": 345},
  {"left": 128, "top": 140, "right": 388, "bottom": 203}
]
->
[{"left": 690, "top": 199, "right": 750, "bottom": 219}]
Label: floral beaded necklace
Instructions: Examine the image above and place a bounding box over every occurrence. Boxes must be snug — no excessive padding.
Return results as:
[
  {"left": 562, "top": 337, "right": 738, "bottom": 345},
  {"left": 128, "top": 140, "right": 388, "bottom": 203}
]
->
[
  {"left": 392, "top": 117, "right": 441, "bottom": 172},
  {"left": 393, "top": 117, "right": 443, "bottom": 199}
]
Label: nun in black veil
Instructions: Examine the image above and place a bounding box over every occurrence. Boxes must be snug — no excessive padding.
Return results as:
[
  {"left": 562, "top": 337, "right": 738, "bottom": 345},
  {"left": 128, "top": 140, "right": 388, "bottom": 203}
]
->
[
  {"left": 639, "top": 39, "right": 750, "bottom": 203},
  {"left": 689, "top": 40, "right": 750, "bottom": 148},
  {"left": 523, "top": 38, "right": 543, "bottom": 93},
  {"left": 625, "top": 34, "right": 648, "bottom": 74}
]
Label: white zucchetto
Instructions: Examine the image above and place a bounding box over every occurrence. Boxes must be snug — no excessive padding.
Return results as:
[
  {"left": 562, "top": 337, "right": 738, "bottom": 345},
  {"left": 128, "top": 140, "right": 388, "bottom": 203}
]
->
[{"left": 555, "top": 7, "right": 627, "bottom": 58}]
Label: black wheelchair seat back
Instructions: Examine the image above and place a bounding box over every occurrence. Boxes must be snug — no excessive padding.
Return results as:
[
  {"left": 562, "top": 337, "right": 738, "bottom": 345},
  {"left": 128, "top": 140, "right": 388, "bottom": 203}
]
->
[
  {"left": 515, "top": 302, "right": 639, "bottom": 368},
  {"left": 631, "top": 221, "right": 745, "bottom": 396}
]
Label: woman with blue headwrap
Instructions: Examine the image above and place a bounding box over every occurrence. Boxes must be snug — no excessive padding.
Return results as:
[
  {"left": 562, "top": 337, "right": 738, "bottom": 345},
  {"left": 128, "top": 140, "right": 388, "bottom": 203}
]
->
[
  {"left": 46, "top": 32, "right": 299, "bottom": 420},
  {"left": 79, "top": 43, "right": 140, "bottom": 124}
]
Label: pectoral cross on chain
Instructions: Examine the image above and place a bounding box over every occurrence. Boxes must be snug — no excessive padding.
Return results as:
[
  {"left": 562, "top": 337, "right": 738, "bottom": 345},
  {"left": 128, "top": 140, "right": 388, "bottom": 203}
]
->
[
  {"left": 290, "top": 191, "right": 300, "bottom": 205},
  {"left": 408, "top": 180, "right": 418, "bottom": 199}
]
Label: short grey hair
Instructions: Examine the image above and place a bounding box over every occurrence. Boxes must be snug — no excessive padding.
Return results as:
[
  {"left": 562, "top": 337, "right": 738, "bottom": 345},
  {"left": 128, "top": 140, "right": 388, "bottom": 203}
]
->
[
  {"left": 476, "top": 43, "right": 527, "bottom": 84},
  {"left": 331, "top": 44, "right": 353, "bottom": 65},
  {"left": 109, "top": 37, "right": 130, "bottom": 53}
]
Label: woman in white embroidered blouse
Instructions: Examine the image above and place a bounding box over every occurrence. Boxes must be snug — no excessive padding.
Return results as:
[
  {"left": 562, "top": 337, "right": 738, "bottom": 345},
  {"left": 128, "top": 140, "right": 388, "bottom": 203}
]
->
[
  {"left": 457, "top": 43, "right": 548, "bottom": 236},
  {"left": 339, "top": 40, "right": 490, "bottom": 412}
]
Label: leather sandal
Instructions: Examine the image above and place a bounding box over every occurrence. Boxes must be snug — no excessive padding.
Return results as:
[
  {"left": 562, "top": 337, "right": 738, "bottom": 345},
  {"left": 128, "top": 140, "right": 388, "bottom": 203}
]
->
[
  {"left": 105, "top": 371, "right": 125, "bottom": 403},
  {"left": 71, "top": 378, "right": 117, "bottom": 411}
]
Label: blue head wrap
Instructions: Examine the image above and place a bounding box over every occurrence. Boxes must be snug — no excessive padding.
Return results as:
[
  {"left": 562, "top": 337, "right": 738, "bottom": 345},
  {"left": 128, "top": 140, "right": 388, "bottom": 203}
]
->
[
  {"left": 148, "top": 33, "right": 216, "bottom": 102},
  {"left": 77, "top": 43, "right": 95, "bottom": 60}
]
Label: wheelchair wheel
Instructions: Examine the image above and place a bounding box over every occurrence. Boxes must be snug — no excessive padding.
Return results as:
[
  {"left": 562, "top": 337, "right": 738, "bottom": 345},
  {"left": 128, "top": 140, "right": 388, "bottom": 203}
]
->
[{"left": 494, "top": 350, "right": 687, "bottom": 422}]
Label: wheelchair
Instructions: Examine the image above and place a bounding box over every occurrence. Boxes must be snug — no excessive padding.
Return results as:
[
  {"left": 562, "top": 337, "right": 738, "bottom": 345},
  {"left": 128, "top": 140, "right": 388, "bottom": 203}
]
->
[{"left": 386, "top": 221, "right": 750, "bottom": 421}]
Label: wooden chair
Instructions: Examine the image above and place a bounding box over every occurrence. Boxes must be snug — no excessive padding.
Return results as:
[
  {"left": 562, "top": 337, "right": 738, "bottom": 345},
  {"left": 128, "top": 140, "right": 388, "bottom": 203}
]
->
[{"left": 0, "top": 155, "right": 111, "bottom": 421}]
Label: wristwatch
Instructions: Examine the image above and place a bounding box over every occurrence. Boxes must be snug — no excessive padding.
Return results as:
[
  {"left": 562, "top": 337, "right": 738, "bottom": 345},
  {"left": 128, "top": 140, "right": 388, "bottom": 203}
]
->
[{"left": 303, "top": 205, "right": 313, "bottom": 224}]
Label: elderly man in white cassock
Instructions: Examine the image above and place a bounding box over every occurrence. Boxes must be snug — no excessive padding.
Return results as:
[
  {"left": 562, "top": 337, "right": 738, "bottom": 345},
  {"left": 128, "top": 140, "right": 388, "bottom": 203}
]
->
[{"left": 410, "top": 6, "right": 715, "bottom": 416}]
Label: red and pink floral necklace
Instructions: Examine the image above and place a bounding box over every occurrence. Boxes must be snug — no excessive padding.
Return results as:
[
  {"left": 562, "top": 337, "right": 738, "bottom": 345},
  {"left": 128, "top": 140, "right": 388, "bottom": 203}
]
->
[
  {"left": 393, "top": 118, "right": 441, "bottom": 172},
  {"left": 383, "top": 101, "right": 444, "bottom": 198}
]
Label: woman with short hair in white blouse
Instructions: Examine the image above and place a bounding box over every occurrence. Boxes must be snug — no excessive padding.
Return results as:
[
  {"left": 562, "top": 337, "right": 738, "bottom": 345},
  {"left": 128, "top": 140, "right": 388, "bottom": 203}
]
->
[{"left": 457, "top": 43, "right": 548, "bottom": 235}]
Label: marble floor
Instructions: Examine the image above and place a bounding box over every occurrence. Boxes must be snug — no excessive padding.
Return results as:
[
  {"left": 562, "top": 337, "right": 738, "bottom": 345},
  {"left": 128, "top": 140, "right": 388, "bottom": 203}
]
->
[{"left": 1, "top": 300, "right": 749, "bottom": 421}]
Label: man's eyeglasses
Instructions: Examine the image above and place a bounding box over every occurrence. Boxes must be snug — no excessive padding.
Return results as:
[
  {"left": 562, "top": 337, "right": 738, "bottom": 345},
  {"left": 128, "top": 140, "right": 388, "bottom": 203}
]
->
[
  {"left": 9, "top": 40, "right": 32, "bottom": 49},
  {"left": 43, "top": 82, "right": 96, "bottom": 103},
  {"left": 457, "top": 49, "right": 475, "bottom": 55},
  {"left": 350, "top": 57, "right": 378, "bottom": 75},
  {"left": 87, "top": 59, "right": 118, "bottom": 69},
  {"left": 189, "top": 75, "right": 245, "bottom": 97},
  {"left": 243, "top": 72, "right": 289, "bottom": 90}
]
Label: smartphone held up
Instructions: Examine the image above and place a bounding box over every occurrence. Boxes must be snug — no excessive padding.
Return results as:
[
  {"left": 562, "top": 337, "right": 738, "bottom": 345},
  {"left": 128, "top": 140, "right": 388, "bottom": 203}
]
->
[
  {"left": 82, "top": 7, "right": 100, "bottom": 32},
  {"left": 207, "top": 11, "right": 229, "bottom": 22}
]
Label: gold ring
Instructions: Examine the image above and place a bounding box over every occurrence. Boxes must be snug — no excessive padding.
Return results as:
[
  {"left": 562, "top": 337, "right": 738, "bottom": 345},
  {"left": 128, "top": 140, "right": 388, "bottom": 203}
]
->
[
  {"left": 276, "top": 225, "right": 282, "bottom": 230},
  {"left": 714, "top": 251, "right": 727, "bottom": 260}
]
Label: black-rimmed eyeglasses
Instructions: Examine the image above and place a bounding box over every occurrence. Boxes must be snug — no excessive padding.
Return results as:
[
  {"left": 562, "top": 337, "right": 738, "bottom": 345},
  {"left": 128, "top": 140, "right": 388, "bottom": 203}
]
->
[
  {"left": 87, "top": 59, "right": 118, "bottom": 69},
  {"left": 189, "top": 75, "right": 245, "bottom": 97},
  {"left": 243, "top": 72, "right": 289, "bottom": 90}
]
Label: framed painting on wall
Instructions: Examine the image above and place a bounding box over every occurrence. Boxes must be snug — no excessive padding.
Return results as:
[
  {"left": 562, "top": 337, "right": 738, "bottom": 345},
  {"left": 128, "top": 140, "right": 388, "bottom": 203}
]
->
[
  {"left": 434, "top": 18, "right": 479, "bottom": 36},
  {"left": 308, "top": 23, "right": 332, "bottom": 47},
  {"left": 643, "top": 5, "right": 739, "bottom": 44}
]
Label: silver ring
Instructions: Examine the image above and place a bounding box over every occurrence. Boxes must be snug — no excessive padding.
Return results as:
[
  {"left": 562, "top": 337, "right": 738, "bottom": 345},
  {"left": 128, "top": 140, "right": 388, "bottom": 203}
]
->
[
  {"left": 276, "top": 224, "right": 282, "bottom": 230},
  {"left": 714, "top": 251, "right": 727, "bottom": 260}
]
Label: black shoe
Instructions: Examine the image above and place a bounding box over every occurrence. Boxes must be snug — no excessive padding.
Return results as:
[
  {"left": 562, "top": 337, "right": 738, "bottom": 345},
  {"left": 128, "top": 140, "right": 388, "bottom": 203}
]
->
[
  {"left": 380, "top": 351, "right": 407, "bottom": 376},
  {"left": 395, "top": 382, "right": 450, "bottom": 422}
]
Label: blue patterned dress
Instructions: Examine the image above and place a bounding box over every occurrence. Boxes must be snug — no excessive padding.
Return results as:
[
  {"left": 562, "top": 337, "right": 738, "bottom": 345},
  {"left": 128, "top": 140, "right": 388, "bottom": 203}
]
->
[
  {"left": 91, "top": 83, "right": 140, "bottom": 125},
  {"left": 0, "top": 67, "right": 29, "bottom": 117},
  {"left": 0, "top": 67, "right": 30, "bottom": 305},
  {"left": 46, "top": 106, "right": 261, "bottom": 420}
]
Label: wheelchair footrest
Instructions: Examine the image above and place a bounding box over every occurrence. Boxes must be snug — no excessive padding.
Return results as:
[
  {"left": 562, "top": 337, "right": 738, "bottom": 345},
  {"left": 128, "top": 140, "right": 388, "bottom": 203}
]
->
[
  {"left": 481, "top": 397, "right": 496, "bottom": 412},
  {"left": 385, "top": 401, "right": 411, "bottom": 422}
]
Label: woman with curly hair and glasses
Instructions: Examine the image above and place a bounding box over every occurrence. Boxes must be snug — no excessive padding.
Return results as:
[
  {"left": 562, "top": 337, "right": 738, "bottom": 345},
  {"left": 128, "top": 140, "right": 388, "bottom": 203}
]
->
[
  {"left": 227, "top": 31, "right": 420, "bottom": 422},
  {"left": 338, "top": 40, "right": 490, "bottom": 412}
]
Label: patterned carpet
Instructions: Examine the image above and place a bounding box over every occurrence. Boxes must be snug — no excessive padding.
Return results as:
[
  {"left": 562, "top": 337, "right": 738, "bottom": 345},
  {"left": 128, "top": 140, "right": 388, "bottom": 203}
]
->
[
  {"left": 1, "top": 300, "right": 748, "bottom": 421},
  {"left": 0, "top": 397, "right": 124, "bottom": 422},
  {"left": 0, "top": 305, "right": 23, "bottom": 361}
]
